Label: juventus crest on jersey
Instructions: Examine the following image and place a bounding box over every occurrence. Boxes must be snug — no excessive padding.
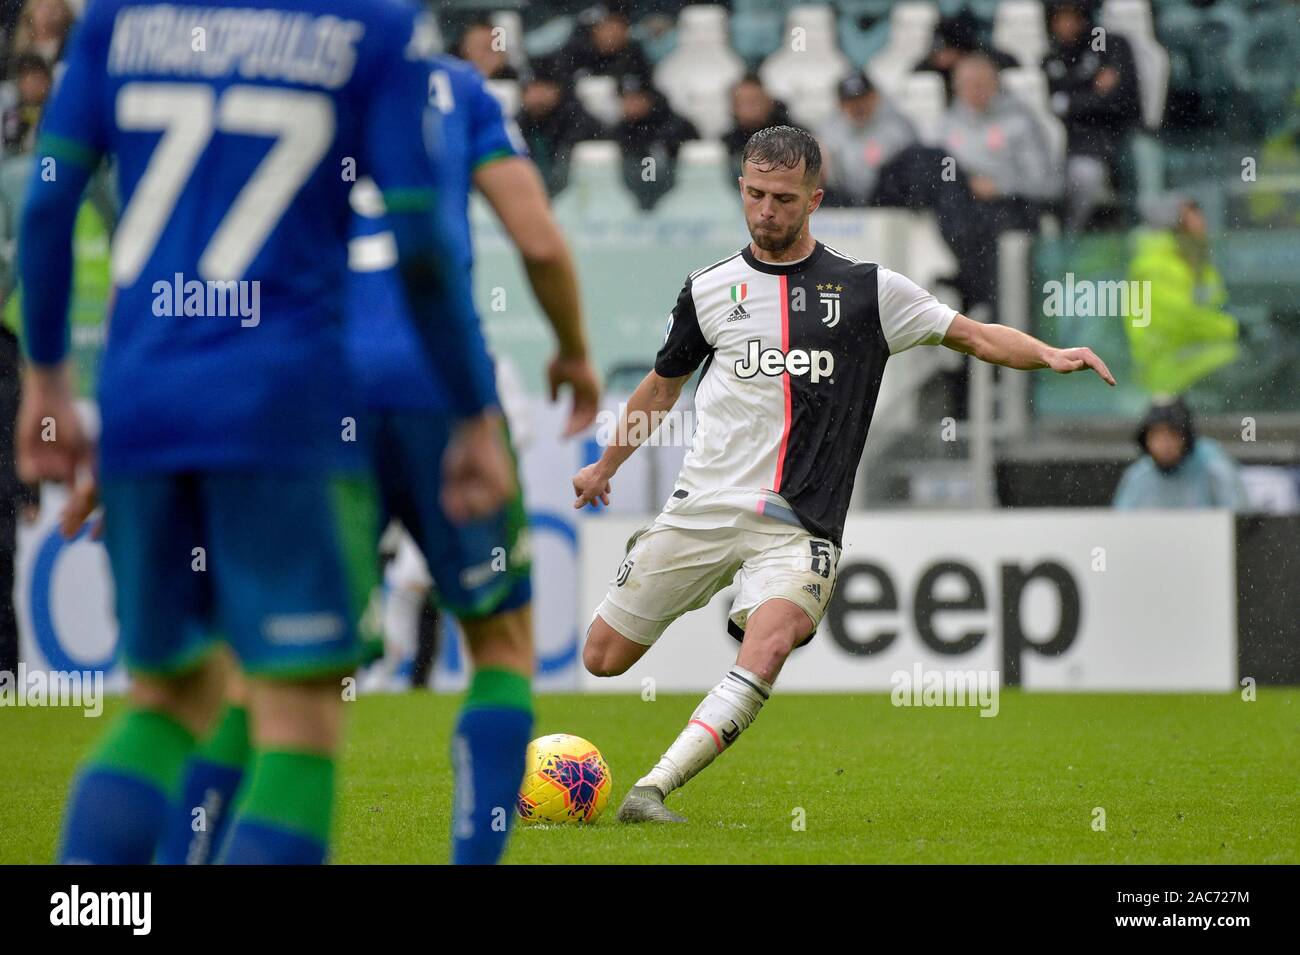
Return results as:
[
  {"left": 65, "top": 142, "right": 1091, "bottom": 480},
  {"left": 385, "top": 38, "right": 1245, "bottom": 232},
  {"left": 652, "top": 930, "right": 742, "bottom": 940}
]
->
[{"left": 654, "top": 241, "right": 957, "bottom": 546}]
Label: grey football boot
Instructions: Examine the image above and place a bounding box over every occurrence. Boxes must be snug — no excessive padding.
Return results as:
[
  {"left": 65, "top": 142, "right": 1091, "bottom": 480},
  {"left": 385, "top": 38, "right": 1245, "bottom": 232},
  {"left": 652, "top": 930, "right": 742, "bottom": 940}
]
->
[{"left": 616, "top": 784, "right": 688, "bottom": 823}]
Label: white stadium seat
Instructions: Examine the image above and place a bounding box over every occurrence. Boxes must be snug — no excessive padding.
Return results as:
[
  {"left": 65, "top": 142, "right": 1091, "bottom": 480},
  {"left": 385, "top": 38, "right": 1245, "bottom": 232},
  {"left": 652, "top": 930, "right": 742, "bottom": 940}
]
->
[
  {"left": 866, "top": 2, "right": 939, "bottom": 95},
  {"left": 993, "top": 0, "right": 1048, "bottom": 69},
  {"left": 551, "top": 141, "right": 641, "bottom": 221},
  {"left": 895, "top": 70, "right": 947, "bottom": 146},
  {"left": 575, "top": 75, "right": 622, "bottom": 128},
  {"left": 653, "top": 140, "right": 745, "bottom": 223},
  {"left": 654, "top": 5, "right": 747, "bottom": 140},
  {"left": 758, "top": 5, "right": 851, "bottom": 131}
]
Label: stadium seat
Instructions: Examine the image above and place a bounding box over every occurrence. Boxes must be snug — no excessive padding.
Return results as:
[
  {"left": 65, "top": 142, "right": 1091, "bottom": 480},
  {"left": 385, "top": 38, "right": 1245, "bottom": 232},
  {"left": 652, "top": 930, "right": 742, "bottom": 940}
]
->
[
  {"left": 731, "top": 0, "right": 787, "bottom": 63},
  {"left": 1100, "top": 0, "right": 1169, "bottom": 130},
  {"left": 992, "top": 0, "right": 1048, "bottom": 69},
  {"left": 575, "top": 75, "right": 621, "bottom": 128},
  {"left": 521, "top": 14, "right": 574, "bottom": 60},
  {"left": 551, "top": 141, "right": 642, "bottom": 222},
  {"left": 895, "top": 71, "right": 947, "bottom": 146},
  {"left": 758, "top": 5, "right": 851, "bottom": 131},
  {"left": 484, "top": 79, "right": 520, "bottom": 119},
  {"left": 1224, "top": 13, "right": 1300, "bottom": 122},
  {"left": 837, "top": 8, "right": 893, "bottom": 67},
  {"left": 866, "top": 2, "right": 939, "bottom": 95},
  {"left": 652, "top": 140, "right": 745, "bottom": 224},
  {"left": 489, "top": 10, "right": 529, "bottom": 76},
  {"left": 654, "top": 5, "right": 747, "bottom": 140}
]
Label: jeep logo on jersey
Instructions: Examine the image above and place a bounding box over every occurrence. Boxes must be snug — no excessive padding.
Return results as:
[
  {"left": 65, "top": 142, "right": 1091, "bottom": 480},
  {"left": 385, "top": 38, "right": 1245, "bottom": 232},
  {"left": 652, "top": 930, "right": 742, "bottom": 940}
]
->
[{"left": 735, "top": 339, "right": 835, "bottom": 383}]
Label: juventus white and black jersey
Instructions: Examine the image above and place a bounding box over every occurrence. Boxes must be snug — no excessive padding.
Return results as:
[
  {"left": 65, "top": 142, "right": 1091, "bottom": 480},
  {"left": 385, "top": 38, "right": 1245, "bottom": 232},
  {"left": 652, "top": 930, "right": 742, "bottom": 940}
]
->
[{"left": 654, "top": 241, "right": 956, "bottom": 547}]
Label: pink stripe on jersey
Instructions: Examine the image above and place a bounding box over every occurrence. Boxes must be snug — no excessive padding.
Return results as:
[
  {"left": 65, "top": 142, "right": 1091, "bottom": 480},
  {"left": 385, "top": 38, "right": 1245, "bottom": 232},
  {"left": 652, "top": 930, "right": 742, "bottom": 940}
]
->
[{"left": 772, "top": 274, "right": 792, "bottom": 492}]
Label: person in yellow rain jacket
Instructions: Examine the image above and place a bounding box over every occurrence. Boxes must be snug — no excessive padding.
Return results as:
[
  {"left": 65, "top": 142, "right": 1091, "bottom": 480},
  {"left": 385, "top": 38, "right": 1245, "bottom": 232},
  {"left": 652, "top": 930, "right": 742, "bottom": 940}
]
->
[{"left": 1125, "top": 197, "right": 1238, "bottom": 396}]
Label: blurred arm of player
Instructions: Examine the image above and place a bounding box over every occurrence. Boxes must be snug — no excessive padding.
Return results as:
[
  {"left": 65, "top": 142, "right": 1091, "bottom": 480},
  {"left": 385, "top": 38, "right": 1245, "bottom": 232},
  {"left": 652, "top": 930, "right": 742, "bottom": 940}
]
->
[
  {"left": 475, "top": 156, "right": 599, "bottom": 437},
  {"left": 942, "top": 314, "right": 1116, "bottom": 385},
  {"left": 370, "top": 17, "right": 515, "bottom": 524},
  {"left": 572, "top": 369, "right": 689, "bottom": 508},
  {"left": 14, "top": 15, "right": 98, "bottom": 489}
]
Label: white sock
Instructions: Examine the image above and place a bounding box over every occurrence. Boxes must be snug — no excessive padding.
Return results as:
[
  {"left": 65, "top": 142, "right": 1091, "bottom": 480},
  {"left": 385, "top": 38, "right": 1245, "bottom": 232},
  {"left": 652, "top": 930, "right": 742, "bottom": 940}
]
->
[{"left": 638, "top": 665, "right": 772, "bottom": 796}]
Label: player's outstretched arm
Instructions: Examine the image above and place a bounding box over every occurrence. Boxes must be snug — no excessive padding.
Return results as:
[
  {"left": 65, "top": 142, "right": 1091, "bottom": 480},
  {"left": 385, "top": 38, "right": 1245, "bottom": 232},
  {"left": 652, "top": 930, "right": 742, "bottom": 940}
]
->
[
  {"left": 572, "top": 370, "right": 691, "bottom": 509},
  {"left": 941, "top": 314, "right": 1116, "bottom": 385},
  {"left": 475, "top": 157, "right": 600, "bottom": 436}
]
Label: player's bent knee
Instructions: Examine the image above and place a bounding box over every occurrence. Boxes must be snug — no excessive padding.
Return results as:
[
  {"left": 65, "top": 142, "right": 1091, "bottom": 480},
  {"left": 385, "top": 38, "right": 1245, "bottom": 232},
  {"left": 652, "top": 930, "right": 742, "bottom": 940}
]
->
[
  {"left": 582, "top": 639, "right": 628, "bottom": 678},
  {"left": 582, "top": 615, "right": 641, "bottom": 677}
]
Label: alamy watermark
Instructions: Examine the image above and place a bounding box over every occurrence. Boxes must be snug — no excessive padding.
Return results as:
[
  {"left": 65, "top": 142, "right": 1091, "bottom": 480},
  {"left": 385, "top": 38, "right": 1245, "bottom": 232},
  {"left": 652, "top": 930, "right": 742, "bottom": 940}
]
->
[
  {"left": 890, "top": 664, "right": 1000, "bottom": 717},
  {"left": 1042, "top": 273, "right": 1150, "bottom": 328},
  {"left": 595, "top": 405, "right": 697, "bottom": 448},
  {"left": 0, "top": 665, "right": 104, "bottom": 717},
  {"left": 152, "top": 272, "right": 261, "bottom": 327}
]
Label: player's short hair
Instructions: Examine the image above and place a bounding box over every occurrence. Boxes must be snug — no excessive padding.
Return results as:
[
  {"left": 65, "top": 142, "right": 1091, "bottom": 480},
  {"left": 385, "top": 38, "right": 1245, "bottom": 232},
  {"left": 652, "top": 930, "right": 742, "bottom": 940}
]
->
[{"left": 740, "top": 125, "right": 822, "bottom": 186}]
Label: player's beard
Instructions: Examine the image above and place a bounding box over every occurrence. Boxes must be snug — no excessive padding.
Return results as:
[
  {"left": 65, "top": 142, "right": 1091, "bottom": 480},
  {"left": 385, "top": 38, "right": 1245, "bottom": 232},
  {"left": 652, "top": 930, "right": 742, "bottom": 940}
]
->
[{"left": 747, "top": 214, "right": 806, "bottom": 255}]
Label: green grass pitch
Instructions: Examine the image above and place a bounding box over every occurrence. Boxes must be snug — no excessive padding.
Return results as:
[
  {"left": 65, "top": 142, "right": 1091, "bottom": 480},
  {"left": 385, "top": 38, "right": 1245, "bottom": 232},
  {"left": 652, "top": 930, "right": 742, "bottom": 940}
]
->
[{"left": 2, "top": 690, "right": 1297, "bottom": 864}]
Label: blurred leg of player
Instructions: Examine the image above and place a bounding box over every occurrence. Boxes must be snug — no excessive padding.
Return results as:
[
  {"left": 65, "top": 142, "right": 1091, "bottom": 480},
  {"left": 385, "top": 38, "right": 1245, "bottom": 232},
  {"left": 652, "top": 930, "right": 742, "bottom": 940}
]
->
[
  {"left": 368, "top": 410, "right": 533, "bottom": 864},
  {"left": 154, "top": 651, "right": 249, "bottom": 864},
  {"left": 55, "top": 470, "right": 363, "bottom": 868},
  {"left": 58, "top": 656, "right": 226, "bottom": 863},
  {"left": 213, "top": 474, "right": 377, "bottom": 864},
  {"left": 154, "top": 477, "right": 380, "bottom": 864}
]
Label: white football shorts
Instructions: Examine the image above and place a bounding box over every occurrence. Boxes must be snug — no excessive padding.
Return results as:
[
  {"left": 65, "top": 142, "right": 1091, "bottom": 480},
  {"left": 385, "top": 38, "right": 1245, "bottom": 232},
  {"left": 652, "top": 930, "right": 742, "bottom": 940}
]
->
[{"left": 594, "top": 517, "right": 839, "bottom": 648}]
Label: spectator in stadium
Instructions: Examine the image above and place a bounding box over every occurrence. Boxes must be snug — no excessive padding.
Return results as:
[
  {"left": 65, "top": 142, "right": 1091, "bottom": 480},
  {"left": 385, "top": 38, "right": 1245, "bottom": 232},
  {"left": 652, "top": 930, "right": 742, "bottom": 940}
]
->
[
  {"left": 559, "top": 1, "right": 653, "bottom": 87},
  {"left": 817, "top": 70, "right": 918, "bottom": 207},
  {"left": 916, "top": 6, "right": 1018, "bottom": 99},
  {"left": 517, "top": 58, "right": 607, "bottom": 195},
  {"left": 723, "top": 74, "right": 792, "bottom": 177},
  {"left": 2, "top": 53, "right": 52, "bottom": 156},
  {"left": 1125, "top": 196, "right": 1239, "bottom": 397},
  {"left": 7, "top": 0, "right": 73, "bottom": 72},
  {"left": 1041, "top": 0, "right": 1142, "bottom": 231},
  {"left": 455, "top": 19, "right": 519, "bottom": 82},
  {"left": 612, "top": 72, "right": 699, "bottom": 211},
  {"left": 940, "top": 54, "right": 1059, "bottom": 231},
  {"left": 816, "top": 70, "right": 1002, "bottom": 312},
  {"left": 1113, "top": 397, "right": 1248, "bottom": 510}
]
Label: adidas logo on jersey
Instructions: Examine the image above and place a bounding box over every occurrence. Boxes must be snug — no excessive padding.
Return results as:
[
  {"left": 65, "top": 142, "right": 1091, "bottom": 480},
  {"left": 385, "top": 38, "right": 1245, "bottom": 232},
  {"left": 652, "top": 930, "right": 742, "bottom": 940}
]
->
[
  {"left": 725, "top": 304, "right": 751, "bottom": 322},
  {"left": 735, "top": 339, "right": 835, "bottom": 383},
  {"left": 802, "top": 583, "right": 822, "bottom": 601}
]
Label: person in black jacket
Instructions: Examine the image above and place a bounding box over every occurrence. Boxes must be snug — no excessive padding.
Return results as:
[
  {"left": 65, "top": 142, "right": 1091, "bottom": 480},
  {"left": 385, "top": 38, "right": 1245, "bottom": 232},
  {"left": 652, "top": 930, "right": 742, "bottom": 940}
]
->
[
  {"left": 517, "top": 57, "right": 608, "bottom": 195},
  {"left": 612, "top": 73, "right": 699, "bottom": 210},
  {"left": 558, "top": 1, "right": 654, "bottom": 86},
  {"left": 917, "top": 6, "right": 1019, "bottom": 100},
  {"left": 1041, "top": 0, "right": 1142, "bottom": 230}
]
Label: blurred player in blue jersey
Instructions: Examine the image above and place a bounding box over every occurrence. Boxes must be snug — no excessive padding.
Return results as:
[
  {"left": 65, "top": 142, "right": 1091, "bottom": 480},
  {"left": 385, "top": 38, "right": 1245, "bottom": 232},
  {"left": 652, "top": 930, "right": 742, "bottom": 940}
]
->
[
  {"left": 15, "top": 0, "right": 513, "bottom": 864},
  {"left": 346, "top": 51, "right": 599, "bottom": 864},
  {"left": 150, "top": 50, "right": 600, "bottom": 866}
]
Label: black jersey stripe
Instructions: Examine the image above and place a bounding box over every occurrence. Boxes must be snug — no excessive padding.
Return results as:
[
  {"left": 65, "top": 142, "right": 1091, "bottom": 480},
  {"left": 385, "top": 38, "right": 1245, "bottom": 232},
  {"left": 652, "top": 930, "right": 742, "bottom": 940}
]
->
[{"left": 688, "top": 250, "right": 743, "bottom": 282}]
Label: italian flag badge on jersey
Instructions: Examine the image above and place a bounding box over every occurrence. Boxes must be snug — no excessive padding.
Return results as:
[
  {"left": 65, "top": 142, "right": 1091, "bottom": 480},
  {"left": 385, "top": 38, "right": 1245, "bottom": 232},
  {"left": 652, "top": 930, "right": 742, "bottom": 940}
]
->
[{"left": 730, "top": 283, "right": 748, "bottom": 303}]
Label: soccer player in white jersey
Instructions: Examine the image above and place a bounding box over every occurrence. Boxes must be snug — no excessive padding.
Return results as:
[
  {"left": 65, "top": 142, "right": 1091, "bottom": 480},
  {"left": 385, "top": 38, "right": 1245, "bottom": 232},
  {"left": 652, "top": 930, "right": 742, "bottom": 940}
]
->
[{"left": 572, "top": 126, "right": 1115, "bottom": 822}]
